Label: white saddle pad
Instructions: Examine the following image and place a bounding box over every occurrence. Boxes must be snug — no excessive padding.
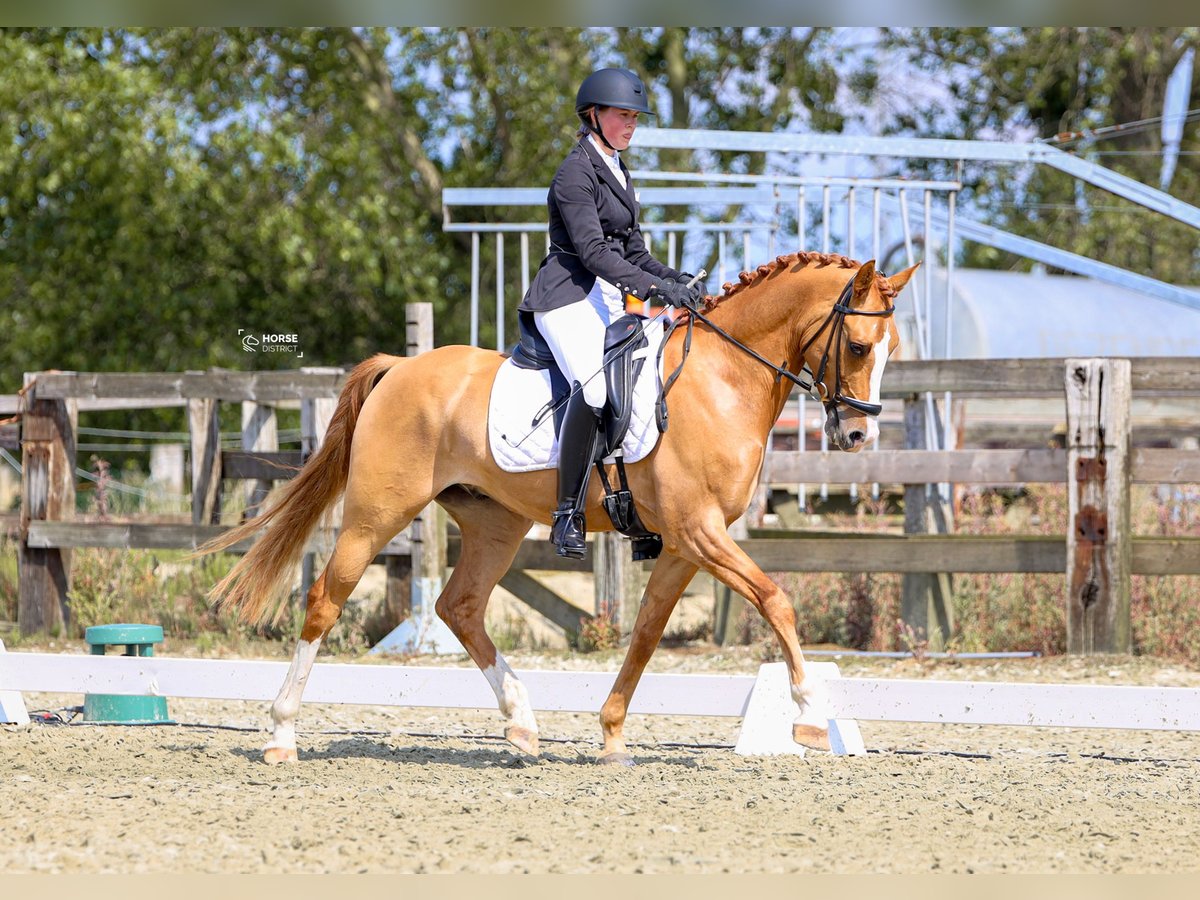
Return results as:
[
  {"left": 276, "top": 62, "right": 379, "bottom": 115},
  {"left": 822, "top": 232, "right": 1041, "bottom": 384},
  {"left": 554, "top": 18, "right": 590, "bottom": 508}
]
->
[{"left": 488, "top": 318, "right": 668, "bottom": 473}]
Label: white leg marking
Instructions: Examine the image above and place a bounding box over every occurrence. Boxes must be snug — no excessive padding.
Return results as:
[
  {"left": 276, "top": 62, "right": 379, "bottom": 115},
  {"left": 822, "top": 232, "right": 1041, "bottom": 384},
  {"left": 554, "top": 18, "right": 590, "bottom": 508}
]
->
[
  {"left": 863, "top": 333, "right": 891, "bottom": 444},
  {"left": 791, "top": 679, "right": 830, "bottom": 731},
  {"left": 265, "top": 638, "right": 321, "bottom": 752},
  {"left": 483, "top": 658, "right": 538, "bottom": 732}
]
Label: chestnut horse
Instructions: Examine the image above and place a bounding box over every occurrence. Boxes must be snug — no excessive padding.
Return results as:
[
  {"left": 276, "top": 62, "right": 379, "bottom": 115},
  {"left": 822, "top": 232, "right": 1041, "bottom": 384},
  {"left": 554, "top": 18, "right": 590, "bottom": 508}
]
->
[{"left": 198, "top": 251, "right": 917, "bottom": 765}]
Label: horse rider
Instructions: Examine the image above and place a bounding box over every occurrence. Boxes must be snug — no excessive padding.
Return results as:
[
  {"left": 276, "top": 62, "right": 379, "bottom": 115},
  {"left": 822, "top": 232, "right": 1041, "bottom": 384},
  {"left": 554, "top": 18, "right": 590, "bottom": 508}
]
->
[{"left": 517, "top": 67, "right": 706, "bottom": 560}]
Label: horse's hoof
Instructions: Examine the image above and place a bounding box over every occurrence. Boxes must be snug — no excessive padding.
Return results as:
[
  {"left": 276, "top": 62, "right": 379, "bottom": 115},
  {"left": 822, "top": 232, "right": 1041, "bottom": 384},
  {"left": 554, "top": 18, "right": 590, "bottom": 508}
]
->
[
  {"left": 597, "top": 752, "right": 636, "bottom": 767},
  {"left": 263, "top": 745, "right": 298, "bottom": 765},
  {"left": 793, "top": 723, "right": 831, "bottom": 751},
  {"left": 505, "top": 726, "right": 540, "bottom": 757}
]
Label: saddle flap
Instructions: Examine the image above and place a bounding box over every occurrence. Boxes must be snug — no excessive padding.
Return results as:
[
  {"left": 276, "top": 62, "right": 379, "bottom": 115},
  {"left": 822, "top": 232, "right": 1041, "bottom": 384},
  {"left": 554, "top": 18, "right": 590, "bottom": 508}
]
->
[
  {"left": 601, "top": 314, "right": 649, "bottom": 455},
  {"left": 511, "top": 309, "right": 558, "bottom": 371}
]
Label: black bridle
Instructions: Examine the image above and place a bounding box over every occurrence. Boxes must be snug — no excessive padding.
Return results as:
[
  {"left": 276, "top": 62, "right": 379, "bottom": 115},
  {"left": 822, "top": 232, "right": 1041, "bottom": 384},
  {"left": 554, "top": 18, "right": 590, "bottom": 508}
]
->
[{"left": 660, "top": 270, "right": 896, "bottom": 421}]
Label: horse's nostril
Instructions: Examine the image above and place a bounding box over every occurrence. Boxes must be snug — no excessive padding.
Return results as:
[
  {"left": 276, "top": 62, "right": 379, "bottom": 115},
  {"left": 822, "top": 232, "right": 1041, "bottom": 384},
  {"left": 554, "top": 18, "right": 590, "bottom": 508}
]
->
[{"left": 848, "top": 430, "right": 866, "bottom": 445}]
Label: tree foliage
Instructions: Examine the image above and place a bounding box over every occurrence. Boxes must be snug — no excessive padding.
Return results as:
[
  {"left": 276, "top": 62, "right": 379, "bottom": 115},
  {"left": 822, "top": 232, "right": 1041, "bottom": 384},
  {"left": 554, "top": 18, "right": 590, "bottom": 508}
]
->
[{"left": 3, "top": 26, "right": 1195, "bottom": 403}]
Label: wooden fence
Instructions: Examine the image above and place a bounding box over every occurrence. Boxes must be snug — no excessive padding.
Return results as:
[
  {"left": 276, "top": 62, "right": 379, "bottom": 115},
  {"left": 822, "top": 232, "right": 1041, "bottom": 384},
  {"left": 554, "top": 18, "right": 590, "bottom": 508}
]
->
[{"left": 6, "top": 308, "right": 1199, "bottom": 652}]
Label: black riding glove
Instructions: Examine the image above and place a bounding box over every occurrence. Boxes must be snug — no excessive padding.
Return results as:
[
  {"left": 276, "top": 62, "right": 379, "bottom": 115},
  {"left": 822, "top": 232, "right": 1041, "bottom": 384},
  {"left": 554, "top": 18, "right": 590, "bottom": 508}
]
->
[{"left": 653, "top": 279, "right": 703, "bottom": 310}]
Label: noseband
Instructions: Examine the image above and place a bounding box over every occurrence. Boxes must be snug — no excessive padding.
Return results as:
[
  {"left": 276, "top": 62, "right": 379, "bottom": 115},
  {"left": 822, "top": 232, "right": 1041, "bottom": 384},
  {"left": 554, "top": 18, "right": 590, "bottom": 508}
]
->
[{"left": 676, "top": 270, "right": 895, "bottom": 418}]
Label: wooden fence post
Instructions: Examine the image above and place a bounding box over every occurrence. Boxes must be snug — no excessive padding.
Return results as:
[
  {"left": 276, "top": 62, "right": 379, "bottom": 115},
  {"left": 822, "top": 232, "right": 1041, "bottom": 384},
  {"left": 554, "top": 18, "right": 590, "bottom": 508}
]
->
[
  {"left": 404, "top": 302, "right": 446, "bottom": 618},
  {"left": 188, "top": 396, "right": 221, "bottom": 525},
  {"left": 1065, "top": 358, "right": 1132, "bottom": 654},
  {"left": 299, "top": 368, "right": 341, "bottom": 605},
  {"left": 18, "top": 373, "right": 76, "bottom": 636},
  {"left": 594, "top": 532, "right": 641, "bottom": 637},
  {"left": 240, "top": 401, "right": 278, "bottom": 518},
  {"left": 900, "top": 396, "right": 954, "bottom": 651}
]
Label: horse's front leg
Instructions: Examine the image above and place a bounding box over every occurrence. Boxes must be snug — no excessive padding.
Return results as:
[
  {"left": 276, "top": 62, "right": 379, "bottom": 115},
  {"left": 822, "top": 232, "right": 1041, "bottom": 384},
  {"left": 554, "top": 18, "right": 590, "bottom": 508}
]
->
[
  {"left": 598, "top": 554, "right": 699, "bottom": 765},
  {"left": 677, "top": 518, "right": 831, "bottom": 751}
]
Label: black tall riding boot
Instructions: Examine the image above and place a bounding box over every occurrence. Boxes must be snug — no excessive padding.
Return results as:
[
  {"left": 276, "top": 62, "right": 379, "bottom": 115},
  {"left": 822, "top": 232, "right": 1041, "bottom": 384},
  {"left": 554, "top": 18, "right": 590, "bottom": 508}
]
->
[{"left": 550, "top": 387, "right": 602, "bottom": 559}]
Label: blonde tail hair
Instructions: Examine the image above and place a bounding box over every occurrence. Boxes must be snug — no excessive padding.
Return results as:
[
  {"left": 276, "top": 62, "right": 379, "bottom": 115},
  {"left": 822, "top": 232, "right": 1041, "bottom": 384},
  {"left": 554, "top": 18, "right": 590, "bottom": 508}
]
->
[{"left": 193, "top": 353, "right": 402, "bottom": 626}]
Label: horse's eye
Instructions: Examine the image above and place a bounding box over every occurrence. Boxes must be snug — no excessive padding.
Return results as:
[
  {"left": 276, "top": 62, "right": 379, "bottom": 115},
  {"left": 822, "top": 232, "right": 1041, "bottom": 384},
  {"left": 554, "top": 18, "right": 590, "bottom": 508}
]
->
[{"left": 848, "top": 341, "right": 867, "bottom": 357}]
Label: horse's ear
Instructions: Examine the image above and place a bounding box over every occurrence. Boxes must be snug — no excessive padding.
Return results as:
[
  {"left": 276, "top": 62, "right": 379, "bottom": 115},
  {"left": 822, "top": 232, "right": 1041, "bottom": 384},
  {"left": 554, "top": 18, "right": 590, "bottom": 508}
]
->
[
  {"left": 852, "top": 260, "right": 877, "bottom": 301},
  {"left": 886, "top": 262, "right": 921, "bottom": 295}
]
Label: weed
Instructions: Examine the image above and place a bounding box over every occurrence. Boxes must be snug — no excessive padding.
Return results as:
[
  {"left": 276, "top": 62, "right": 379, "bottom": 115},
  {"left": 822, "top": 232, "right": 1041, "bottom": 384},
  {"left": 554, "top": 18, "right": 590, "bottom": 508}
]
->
[{"left": 574, "top": 600, "right": 621, "bottom": 652}]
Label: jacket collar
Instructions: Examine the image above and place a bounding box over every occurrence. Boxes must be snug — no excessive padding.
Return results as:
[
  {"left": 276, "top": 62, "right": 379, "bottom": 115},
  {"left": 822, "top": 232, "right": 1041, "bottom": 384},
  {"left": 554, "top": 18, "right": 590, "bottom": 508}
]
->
[{"left": 579, "top": 138, "right": 637, "bottom": 215}]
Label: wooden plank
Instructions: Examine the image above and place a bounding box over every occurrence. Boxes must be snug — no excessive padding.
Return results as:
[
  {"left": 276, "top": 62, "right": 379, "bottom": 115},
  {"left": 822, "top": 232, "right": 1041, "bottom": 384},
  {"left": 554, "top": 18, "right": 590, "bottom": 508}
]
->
[
  {"left": 1133, "top": 538, "right": 1200, "bottom": 575},
  {"left": 188, "top": 398, "right": 221, "bottom": 526},
  {"left": 22, "top": 359, "right": 1197, "bottom": 406},
  {"left": 738, "top": 535, "right": 1066, "bottom": 573},
  {"left": 883, "top": 357, "right": 1200, "bottom": 398},
  {"left": 1065, "top": 358, "right": 1132, "bottom": 654},
  {"left": 766, "top": 448, "right": 1067, "bottom": 485},
  {"left": 0, "top": 422, "right": 19, "bottom": 451},
  {"left": 25, "top": 522, "right": 411, "bottom": 558},
  {"left": 1132, "top": 448, "right": 1200, "bottom": 483},
  {"left": 29, "top": 370, "right": 348, "bottom": 403},
  {"left": 499, "top": 570, "right": 593, "bottom": 635},
  {"left": 762, "top": 446, "right": 1200, "bottom": 486},
  {"left": 21, "top": 522, "right": 1200, "bottom": 576},
  {"left": 883, "top": 359, "right": 1065, "bottom": 396},
  {"left": 17, "top": 376, "right": 76, "bottom": 637},
  {"left": 220, "top": 451, "right": 304, "bottom": 481}
]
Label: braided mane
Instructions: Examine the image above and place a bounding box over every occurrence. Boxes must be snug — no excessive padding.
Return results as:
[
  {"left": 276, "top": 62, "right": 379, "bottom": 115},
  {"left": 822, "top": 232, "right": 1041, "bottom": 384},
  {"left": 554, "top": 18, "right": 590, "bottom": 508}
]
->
[{"left": 697, "top": 251, "right": 899, "bottom": 314}]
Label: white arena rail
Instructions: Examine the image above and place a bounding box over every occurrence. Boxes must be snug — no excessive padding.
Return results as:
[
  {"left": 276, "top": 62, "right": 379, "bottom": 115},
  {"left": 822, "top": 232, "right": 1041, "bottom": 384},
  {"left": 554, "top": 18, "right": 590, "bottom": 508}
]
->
[{"left": 3, "top": 642, "right": 1200, "bottom": 756}]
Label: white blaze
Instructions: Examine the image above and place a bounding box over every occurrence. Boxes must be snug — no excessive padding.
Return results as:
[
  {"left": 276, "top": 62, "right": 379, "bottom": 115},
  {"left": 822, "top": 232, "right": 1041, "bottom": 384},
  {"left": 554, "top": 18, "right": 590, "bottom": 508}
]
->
[{"left": 863, "top": 332, "right": 891, "bottom": 444}]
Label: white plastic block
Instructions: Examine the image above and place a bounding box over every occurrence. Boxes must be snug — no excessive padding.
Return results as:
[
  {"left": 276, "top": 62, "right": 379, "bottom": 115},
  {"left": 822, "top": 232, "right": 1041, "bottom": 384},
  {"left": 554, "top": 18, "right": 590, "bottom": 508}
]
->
[
  {"left": 0, "top": 639, "right": 30, "bottom": 726},
  {"left": 734, "top": 661, "right": 866, "bottom": 757}
]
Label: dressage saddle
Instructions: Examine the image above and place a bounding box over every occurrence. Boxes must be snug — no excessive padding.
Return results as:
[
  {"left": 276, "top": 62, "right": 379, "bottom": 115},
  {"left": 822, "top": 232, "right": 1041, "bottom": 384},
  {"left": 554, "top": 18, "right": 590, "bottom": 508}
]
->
[{"left": 510, "top": 310, "right": 664, "bottom": 561}]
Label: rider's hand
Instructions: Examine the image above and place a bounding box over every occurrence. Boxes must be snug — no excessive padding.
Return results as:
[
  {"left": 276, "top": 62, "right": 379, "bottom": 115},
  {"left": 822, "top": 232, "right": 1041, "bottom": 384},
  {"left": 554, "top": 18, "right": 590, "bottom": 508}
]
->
[
  {"left": 653, "top": 279, "right": 703, "bottom": 310},
  {"left": 677, "top": 272, "right": 708, "bottom": 296}
]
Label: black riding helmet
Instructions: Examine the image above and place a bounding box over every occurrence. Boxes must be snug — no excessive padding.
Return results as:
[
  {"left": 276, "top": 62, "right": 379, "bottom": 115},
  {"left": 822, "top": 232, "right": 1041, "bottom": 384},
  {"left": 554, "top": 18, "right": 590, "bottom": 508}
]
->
[
  {"left": 575, "top": 68, "right": 655, "bottom": 116},
  {"left": 575, "top": 68, "right": 655, "bottom": 151}
]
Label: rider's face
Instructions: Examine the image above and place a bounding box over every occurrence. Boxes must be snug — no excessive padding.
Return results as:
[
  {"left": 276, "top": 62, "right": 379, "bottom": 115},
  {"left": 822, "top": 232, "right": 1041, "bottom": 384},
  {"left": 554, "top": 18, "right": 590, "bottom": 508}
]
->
[{"left": 593, "top": 106, "right": 639, "bottom": 154}]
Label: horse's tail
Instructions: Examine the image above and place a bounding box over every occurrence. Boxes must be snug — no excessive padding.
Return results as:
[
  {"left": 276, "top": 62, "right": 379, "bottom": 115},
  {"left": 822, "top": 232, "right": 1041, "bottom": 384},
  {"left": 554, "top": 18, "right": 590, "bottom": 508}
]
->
[{"left": 194, "top": 353, "right": 404, "bottom": 627}]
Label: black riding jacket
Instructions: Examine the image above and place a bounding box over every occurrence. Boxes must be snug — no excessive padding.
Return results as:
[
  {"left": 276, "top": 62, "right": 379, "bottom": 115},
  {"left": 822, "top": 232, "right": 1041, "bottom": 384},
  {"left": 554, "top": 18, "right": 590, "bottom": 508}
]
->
[{"left": 518, "top": 138, "right": 683, "bottom": 312}]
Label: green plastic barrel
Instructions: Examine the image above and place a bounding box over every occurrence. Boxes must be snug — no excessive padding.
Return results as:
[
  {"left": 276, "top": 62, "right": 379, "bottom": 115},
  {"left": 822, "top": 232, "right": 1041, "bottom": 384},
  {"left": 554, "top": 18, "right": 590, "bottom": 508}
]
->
[{"left": 83, "top": 624, "right": 172, "bottom": 724}]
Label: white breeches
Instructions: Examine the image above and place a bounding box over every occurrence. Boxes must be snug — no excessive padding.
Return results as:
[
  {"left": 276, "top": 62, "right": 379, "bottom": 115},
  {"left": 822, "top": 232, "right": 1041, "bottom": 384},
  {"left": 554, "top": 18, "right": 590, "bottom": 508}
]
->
[{"left": 534, "top": 277, "right": 626, "bottom": 410}]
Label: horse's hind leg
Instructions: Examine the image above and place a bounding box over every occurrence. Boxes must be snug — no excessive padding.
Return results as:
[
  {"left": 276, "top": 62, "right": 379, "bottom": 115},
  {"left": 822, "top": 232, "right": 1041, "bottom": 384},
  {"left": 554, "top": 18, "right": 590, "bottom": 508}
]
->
[
  {"left": 263, "top": 487, "right": 432, "bottom": 764},
  {"left": 434, "top": 487, "right": 540, "bottom": 756}
]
